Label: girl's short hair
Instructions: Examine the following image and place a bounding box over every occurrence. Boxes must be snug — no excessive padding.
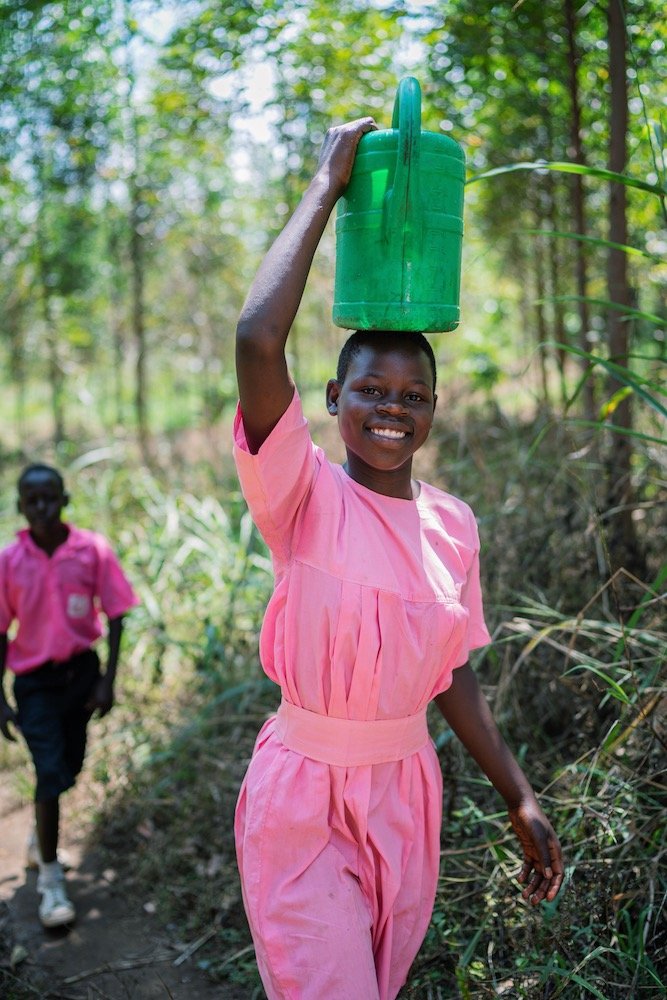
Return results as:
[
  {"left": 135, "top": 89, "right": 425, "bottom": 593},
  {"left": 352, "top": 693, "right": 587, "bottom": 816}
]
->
[{"left": 336, "top": 330, "right": 437, "bottom": 390}]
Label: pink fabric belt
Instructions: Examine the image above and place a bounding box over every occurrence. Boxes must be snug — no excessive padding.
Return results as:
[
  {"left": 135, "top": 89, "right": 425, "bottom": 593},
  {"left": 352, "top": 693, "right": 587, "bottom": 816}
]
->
[{"left": 274, "top": 699, "right": 430, "bottom": 767}]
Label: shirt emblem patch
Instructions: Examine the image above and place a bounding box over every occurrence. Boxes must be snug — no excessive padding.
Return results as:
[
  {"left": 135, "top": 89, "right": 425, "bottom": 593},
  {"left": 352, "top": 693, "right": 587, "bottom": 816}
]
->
[{"left": 67, "top": 593, "right": 90, "bottom": 618}]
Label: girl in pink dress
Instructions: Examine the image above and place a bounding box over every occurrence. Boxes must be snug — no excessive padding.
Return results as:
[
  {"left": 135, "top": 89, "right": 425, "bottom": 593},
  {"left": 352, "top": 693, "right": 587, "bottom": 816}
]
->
[{"left": 233, "top": 116, "right": 563, "bottom": 1000}]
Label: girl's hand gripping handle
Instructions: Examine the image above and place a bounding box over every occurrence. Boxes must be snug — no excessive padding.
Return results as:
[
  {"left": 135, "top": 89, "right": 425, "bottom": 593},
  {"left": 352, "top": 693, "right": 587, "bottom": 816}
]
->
[{"left": 315, "top": 116, "right": 377, "bottom": 196}]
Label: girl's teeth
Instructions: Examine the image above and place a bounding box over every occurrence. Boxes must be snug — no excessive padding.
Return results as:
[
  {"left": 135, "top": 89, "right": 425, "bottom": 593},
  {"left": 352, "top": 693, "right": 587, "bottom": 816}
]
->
[{"left": 372, "top": 428, "right": 406, "bottom": 439}]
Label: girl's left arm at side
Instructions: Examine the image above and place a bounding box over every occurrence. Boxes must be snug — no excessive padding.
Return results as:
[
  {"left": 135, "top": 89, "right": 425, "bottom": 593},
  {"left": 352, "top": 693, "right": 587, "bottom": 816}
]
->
[{"left": 434, "top": 663, "right": 564, "bottom": 905}]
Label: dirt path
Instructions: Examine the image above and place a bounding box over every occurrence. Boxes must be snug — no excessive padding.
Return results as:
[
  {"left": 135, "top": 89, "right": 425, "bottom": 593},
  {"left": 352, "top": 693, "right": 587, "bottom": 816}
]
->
[{"left": 0, "top": 795, "right": 244, "bottom": 999}]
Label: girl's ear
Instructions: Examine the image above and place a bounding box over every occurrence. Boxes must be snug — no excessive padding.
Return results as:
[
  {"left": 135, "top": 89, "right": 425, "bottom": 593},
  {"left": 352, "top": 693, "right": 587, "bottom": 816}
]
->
[
  {"left": 326, "top": 379, "right": 341, "bottom": 416},
  {"left": 62, "top": 492, "right": 70, "bottom": 507}
]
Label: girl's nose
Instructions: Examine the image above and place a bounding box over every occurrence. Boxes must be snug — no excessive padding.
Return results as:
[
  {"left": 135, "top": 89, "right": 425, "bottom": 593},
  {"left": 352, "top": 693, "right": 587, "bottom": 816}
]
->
[{"left": 377, "top": 397, "right": 407, "bottom": 415}]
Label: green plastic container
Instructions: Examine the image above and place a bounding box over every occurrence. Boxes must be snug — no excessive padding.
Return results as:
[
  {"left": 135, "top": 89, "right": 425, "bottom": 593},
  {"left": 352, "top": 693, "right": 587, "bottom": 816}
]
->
[{"left": 333, "top": 77, "right": 465, "bottom": 333}]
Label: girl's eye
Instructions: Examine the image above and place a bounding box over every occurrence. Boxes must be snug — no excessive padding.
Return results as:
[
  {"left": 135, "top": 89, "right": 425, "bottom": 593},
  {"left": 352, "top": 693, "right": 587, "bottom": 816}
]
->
[
  {"left": 361, "top": 386, "right": 381, "bottom": 395},
  {"left": 406, "top": 393, "right": 424, "bottom": 402}
]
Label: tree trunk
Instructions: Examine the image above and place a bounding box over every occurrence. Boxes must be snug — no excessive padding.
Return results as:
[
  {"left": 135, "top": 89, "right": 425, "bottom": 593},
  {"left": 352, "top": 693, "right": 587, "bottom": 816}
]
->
[
  {"left": 605, "top": 0, "right": 644, "bottom": 576},
  {"left": 545, "top": 171, "right": 567, "bottom": 407},
  {"left": 6, "top": 295, "right": 27, "bottom": 450},
  {"left": 34, "top": 195, "right": 65, "bottom": 445},
  {"left": 43, "top": 292, "right": 65, "bottom": 446},
  {"left": 565, "top": 0, "right": 596, "bottom": 421},
  {"left": 35, "top": 224, "right": 65, "bottom": 445},
  {"left": 122, "top": 0, "right": 151, "bottom": 465},
  {"left": 108, "top": 228, "right": 125, "bottom": 428},
  {"left": 130, "top": 175, "right": 150, "bottom": 464},
  {"left": 533, "top": 228, "right": 550, "bottom": 411}
]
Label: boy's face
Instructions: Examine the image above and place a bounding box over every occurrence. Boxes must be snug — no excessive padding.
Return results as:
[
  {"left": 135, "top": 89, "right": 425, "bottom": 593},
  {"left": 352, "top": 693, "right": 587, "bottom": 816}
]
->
[
  {"left": 326, "top": 341, "right": 437, "bottom": 489},
  {"left": 18, "top": 469, "right": 68, "bottom": 541}
]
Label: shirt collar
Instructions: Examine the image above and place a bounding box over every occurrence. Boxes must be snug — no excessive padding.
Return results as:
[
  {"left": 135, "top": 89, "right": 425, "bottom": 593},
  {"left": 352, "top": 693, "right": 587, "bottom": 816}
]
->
[{"left": 17, "top": 523, "right": 78, "bottom": 556}]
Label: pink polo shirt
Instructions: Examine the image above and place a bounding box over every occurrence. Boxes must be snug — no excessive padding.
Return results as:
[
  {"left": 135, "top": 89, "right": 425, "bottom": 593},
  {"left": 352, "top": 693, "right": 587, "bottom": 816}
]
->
[{"left": 0, "top": 524, "right": 139, "bottom": 675}]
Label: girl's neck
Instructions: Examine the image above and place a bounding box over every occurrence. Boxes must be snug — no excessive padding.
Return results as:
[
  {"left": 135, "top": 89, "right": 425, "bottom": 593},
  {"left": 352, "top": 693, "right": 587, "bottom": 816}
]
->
[{"left": 342, "top": 458, "right": 418, "bottom": 500}]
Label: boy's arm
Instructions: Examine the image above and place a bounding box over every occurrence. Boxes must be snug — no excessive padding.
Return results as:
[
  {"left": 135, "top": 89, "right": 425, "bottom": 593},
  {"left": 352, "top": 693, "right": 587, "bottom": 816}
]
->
[
  {"left": 434, "top": 663, "right": 564, "bottom": 905},
  {"left": 236, "top": 116, "right": 376, "bottom": 454},
  {"left": 0, "top": 633, "right": 18, "bottom": 741},
  {"left": 85, "top": 615, "right": 124, "bottom": 717}
]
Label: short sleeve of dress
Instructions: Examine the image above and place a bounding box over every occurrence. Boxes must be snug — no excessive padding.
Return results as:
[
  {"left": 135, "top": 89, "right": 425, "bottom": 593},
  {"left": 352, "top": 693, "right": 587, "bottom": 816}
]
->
[
  {"left": 233, "top": 389, "right": 318, "bottom": 562},
  {"left": 461, "top": 510, "right": 492, "bottom": 653},
  {"left": 93, "top": 536, "right": 140, "bottom": 620}
]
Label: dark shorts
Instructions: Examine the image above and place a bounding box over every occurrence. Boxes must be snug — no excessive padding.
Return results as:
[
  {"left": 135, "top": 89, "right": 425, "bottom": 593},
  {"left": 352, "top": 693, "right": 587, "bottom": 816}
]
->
[{"left": 14, "top": 649, "right": 100, "bottom": 802}]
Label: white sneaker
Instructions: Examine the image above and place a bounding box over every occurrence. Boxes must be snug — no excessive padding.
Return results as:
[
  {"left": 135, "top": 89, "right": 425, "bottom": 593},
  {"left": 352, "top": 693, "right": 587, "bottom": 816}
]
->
[{"left": 37, "top": 877, "right": 75, "bottom": 928}]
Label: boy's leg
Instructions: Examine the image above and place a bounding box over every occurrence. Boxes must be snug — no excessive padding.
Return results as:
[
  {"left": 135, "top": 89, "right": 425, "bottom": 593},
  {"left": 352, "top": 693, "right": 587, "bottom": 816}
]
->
[
  {"left": 61, "top": 651, "right": 100, "bottom": 783},
  {"left": 14, "top": 666, "right": 82, "bottom": 928},
  {"left": 35, "top": 795, "right": 75, "bottom": 927},
  {"left": 35, "top": 797, "right": 59, "bottom": 864},
  {"left": 34, "top": 654, "right": 99, "bottom": 928}
]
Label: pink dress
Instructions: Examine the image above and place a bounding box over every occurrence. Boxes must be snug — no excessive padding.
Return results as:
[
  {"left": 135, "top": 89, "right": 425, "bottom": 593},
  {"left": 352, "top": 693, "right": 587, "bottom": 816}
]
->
[{"left": 233, "top": 391, "right": 490, "bottom": 1000}]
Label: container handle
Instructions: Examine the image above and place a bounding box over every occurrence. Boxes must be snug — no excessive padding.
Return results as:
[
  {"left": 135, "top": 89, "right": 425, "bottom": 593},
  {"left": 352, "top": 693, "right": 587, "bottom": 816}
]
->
[{"left": 383, "top": 76, "right": 422, "bottom": 249}]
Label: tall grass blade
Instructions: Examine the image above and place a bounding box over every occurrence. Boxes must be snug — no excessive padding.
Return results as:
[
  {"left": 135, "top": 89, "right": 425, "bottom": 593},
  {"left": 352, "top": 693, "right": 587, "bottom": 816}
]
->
[
  {"left": 549, "top": 343, "right": 667, "bottom": 419},
  {"left": 564, "top": 421, "right": 666, "bottom": 446},
  {"left": 563, "top": 664, "right": 630, "bottom": 703},
  {"left": 467, "top": 160, "right": 666, "bottom": 198},
  {"left": 603, "top": 691, "right": 664, "bottom": 752},
  {"left": 520, "top": 227, "right": 663, "bottom": 262},
  {"left": 538, "top": 295, "right": 664, "bottom": 326},
  {"left": 615, "top": 565, "right": 667, "bottom": 645}
]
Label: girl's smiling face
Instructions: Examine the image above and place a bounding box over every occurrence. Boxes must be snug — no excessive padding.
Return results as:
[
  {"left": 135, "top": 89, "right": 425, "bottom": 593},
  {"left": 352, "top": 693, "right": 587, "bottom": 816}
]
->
[{"left": 326, "top": 340, "right": 437, "bottom": 498}]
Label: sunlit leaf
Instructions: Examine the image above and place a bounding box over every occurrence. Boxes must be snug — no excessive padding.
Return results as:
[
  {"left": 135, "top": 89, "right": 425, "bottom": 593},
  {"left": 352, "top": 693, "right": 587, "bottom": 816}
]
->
[
  {"left": 564, "top": 664, "right": 630, "bottom": 704},
  {"left": 548, "top": 343, "right": 667, "bottom": 420},
  {"left": 467, "top": 160, "right": 667, "bottom": 198},
  {"left": 599, "top": 386, "right": 634, "bottom": 419},
  {"left": 538, "top": 295, "right": 664, "bottom": 327},
  {"left": 520, "top": 228, "right": 663, "bottom": 262}
]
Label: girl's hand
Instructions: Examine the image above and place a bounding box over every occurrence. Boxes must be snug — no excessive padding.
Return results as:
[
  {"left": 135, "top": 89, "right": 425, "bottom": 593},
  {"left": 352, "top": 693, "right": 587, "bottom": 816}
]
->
[
  {"left": 315, "top": 117, "right": 377, "bottom": 195},
  {"left": 508, "top": 798, "right": 564, "bottom": 905}
]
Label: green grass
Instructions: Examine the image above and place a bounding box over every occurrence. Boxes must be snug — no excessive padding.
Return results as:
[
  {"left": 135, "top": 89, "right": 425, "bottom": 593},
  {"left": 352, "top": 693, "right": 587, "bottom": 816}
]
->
[{"left": 0, "top": 404, "right": 664, "bottom": 1000}]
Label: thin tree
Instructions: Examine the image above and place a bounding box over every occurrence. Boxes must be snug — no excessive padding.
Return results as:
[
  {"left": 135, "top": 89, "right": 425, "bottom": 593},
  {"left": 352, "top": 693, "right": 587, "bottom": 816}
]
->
[
  {"left": 604, "top": 0, "right": 644, "bottom": 575},
  {"left": 119, "top": 2, "right": 151, "bottom": 465},
  {"left": 564, "top": 0, "right": 596, "bottom": 421}
]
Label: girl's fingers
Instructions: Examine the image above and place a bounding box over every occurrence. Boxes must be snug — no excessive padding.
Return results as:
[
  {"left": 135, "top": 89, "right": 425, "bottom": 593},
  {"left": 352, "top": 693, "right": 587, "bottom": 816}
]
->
[
  {"left": 516, "top": 859, "right": 532, "bottom": 884},
  {"left": 546, "top": 870, "right": 564, "bottom": 901}
]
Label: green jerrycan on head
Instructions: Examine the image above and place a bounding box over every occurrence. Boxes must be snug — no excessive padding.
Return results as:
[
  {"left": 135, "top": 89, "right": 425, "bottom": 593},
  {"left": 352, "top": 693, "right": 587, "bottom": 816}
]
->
[{"left": 333, "top": 77, "right": 465, "bottom": 334}]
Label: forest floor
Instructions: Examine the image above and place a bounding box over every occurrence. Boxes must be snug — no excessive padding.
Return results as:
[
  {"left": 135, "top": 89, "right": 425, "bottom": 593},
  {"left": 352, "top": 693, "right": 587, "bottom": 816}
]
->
[{"left": 0, "top": 776, "right": 245, "bottom": 999}]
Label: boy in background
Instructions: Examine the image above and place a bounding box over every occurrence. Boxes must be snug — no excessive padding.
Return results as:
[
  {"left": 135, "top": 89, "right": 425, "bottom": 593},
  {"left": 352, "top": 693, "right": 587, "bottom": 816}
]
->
[{"left": 0, "top": 463, "right": 138, "bottom": 928}]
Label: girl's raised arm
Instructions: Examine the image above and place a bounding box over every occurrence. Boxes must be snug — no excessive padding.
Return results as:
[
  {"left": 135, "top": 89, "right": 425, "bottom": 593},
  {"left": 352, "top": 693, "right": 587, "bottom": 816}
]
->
[{"left": 235, "top": 117, "right": 376, "bottom": 454}]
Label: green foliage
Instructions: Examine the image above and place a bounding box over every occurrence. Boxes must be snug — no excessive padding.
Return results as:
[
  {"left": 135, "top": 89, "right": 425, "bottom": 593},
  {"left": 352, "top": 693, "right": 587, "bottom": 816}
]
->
[
  {"left": 1, "top": 0, "right": 665, "bottom": 449},
  {"left": 63, "top": 460, "right": 274, "bottom": 689},
  {"left": 2, "top": 408, "right": 665, "bottom": 999},
  {"left": 0, "top": 4, "right": 665, "bottom": 996}
]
